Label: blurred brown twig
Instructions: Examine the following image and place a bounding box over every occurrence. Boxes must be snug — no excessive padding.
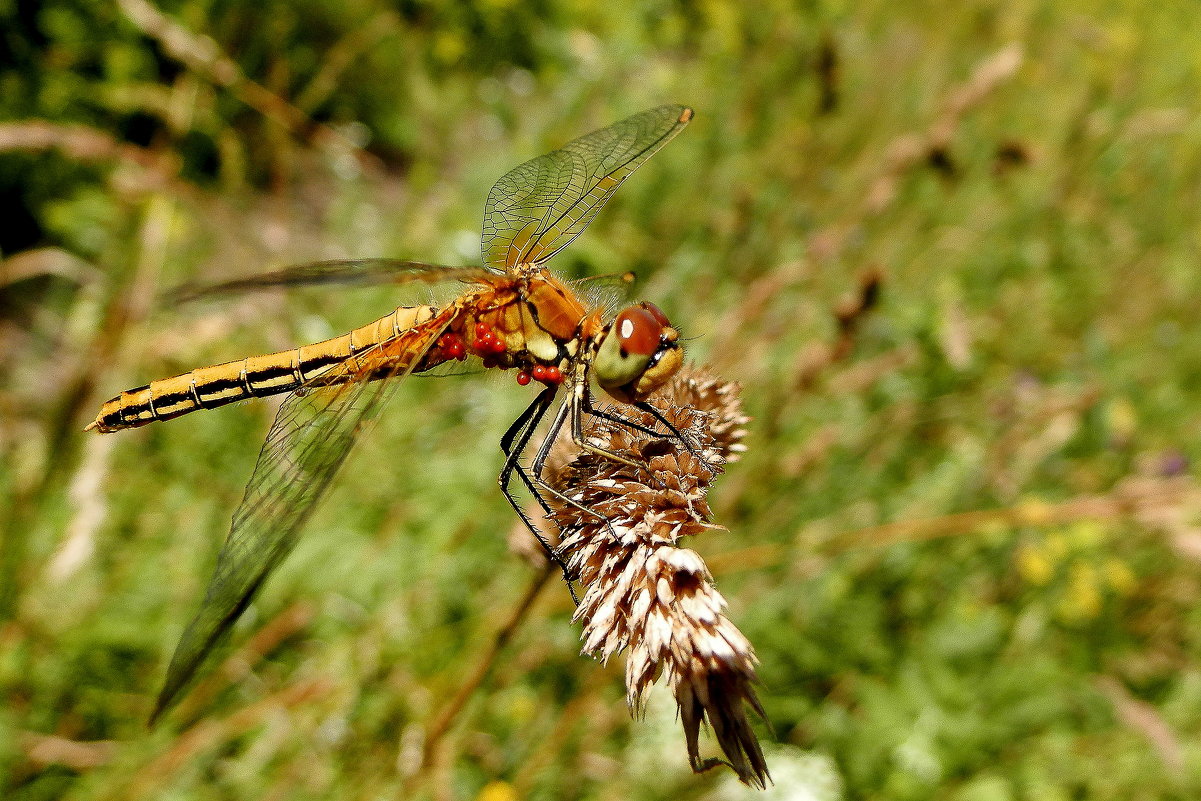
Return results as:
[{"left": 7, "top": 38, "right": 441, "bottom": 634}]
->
[
  {"left": 19, "top": 732, "right": 117, "bottom": 772},
  {"left": 0, "top": 121, "right": 179, "bottom": 190},
  {"left": 170, "top": 601, "right": 317, "bottom": 726},
  {"left": 1094, "top": 675, "right": 1185, "bottom": 774},
  {"left": 703, "top": 474, "right": 1201, "bottom": 575},
  {"left": 115, "top": 0, "right": 382, "bottom": 173},
  {"left": 810, "top": 43, "right": 1024, "bottom": 261},
  {"left": 403, "top": 564, "right": 554, "bottom": 793},
  {"left": 109, "top": 677, "right": 334, "bottom": 801}
]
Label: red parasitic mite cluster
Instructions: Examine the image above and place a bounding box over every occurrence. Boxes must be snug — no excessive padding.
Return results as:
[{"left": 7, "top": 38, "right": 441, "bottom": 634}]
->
[
  {"left": 472, "top": 322, "right": 508, "bottom": 356},
  {"left": 444, "top": 322, "right": 563, "bottom": 387},
  {"left": 437, "top": 332, "right": 467, "bottom": 360},
  {"left": 515, "top": 365, "right": 561, "bottom": 386}
]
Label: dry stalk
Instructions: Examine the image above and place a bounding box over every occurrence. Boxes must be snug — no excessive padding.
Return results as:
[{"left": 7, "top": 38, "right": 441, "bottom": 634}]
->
[
  {"left": 1094, "top": 675, "right": 1184, "bottom": 774},
  {"left": 0, "top": 121, "right": 179, "bottom": 190},
  {"left": 401, "top": 565, "right": 555, "bottom": 797},
  {"left": 699, "top": 474, "right": 1201, "bottom": 581},
  {"left": 171, "top": 601, "right": 317, "bottom": 725},
  {"left": 810, "top": 43, "right": 1024, "bottom": 261},
  {"left": 418, "top": 566, "right": 554, "bottom": 768},
  {"left": 19, "top": 732, "right": 117, "bottom": 771}
]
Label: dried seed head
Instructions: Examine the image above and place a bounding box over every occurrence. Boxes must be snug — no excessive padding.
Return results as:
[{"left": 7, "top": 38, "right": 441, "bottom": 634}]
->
[
  {"left": 546, "top": 364, "right": 768, "bottom": 787},
  {"left": 655, "top": 368, "right": 751, "bottom": 464}
]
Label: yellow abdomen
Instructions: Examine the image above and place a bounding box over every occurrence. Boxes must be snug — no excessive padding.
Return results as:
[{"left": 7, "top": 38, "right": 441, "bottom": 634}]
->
[{"left": 88, "top": 304, "right": 438, "bottom": 433}]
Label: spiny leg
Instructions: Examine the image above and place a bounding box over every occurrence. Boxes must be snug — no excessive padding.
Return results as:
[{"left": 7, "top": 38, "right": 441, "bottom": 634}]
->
[
  {"left": 499, "top": 387, "right": 564, "bottom": 568},
  {"left": 578, "top": 383, "right": 712, "bottom": 469},
  {"left": 568, "top": 375, "right": 646, "bottom": 471},
  {"left": 525, "top": 393, "right": 622, "bottom": 536},
  {"left": 579, "top": 382, "right": 660, "bottom": 437},
  {"left": 499, "top": 388, "right": 608, "bottom": 604},
  {"left": 500, "top": 388, "right": 629, "bottom": 601},
  {"left": 632, "top": 399, "right": 713, "bottom": 469},
  {"left": 511, "top": 391, "right": 626, "bottom": 569}
]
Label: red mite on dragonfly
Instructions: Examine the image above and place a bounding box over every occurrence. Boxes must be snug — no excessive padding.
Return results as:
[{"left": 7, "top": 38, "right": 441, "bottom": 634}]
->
[
  {"left": 439, "top": 320, "right": 562, "bottom": 381},
  {"left": 88, "top": 105, "right": 696, "bottom": 720}
]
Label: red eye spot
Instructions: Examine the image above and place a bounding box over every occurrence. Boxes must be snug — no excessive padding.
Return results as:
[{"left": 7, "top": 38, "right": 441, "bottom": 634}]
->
[
  {"left": 614, "top": 307, "right": 662, "bottom": 356},
  {"left": 640, "top": 302, "right": 671, "bottom": 327}
]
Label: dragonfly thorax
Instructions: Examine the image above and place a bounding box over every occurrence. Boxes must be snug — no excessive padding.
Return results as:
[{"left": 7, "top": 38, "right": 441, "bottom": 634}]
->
[{"left": 593, "top": 302, "right": 683, "bottom": 404}]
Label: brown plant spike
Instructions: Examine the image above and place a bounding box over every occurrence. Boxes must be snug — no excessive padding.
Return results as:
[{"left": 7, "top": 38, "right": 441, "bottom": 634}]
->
[{"left": 547, "top": 364, "right": 768, "bottom": 788}]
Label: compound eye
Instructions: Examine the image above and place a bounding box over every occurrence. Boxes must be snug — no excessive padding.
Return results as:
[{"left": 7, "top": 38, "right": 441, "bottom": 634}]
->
[
  {"left": 614, "top": 307, "right": 663, "bottom": 356},
  {"left": 639, "top": 301, "right": 671, "bottom": 328}
]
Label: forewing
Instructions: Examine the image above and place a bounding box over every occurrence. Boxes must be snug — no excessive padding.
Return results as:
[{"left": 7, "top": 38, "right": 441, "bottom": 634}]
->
[
  {"left": 481, "top": 105, "right": 693, "bottom": 272},
  {"left": 151, "top": 305, "right": 458, "bottom": 721},
  {"left": 171, "top": 259, "right": 496, "bottom": 303}
]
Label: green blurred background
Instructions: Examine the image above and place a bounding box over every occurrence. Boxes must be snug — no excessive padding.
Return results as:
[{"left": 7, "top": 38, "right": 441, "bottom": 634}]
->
[{"left": 3, "top": 0, "right": 1201, "bottom": 798}]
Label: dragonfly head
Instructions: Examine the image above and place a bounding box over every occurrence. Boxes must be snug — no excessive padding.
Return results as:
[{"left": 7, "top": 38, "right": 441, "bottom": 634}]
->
[{"left": 593, "top": 302, "right": 683, "bottom": 404}]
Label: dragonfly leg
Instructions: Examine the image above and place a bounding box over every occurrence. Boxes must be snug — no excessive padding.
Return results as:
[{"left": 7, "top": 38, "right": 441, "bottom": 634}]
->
[
  {"left": 526, "top": 401, "right": 621, "bottom": 538},
  {"left": 632, "top": 399, "right": 714, "bottom": 469},
  {"left": 578, "top": 385, "right": 712, "bottom": 468},
  {"left": 567, "top": 378, "right": 646, "bottom": 471},
  {"left": 500, "top": 392, "right": 628, "bottom": 597},
  {"left": 499, "top": 387, "right": 568, "bottom": 573},
  {"left": 580, "top": 387, "right": 660, "bottom": 438},
  {"left": 498, "top": 389, "right": 608, "bottom": 606},
  {"left": 500, "top": 385, "right": 554, "bottom": 457}
]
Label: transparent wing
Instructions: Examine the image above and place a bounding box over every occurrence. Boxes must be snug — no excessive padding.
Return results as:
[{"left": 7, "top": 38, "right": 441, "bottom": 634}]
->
[
  {"left": 481, "top": 105, "right": 693, "bottom": 272},
  {"left": 171, "top": 259, "right": 497, "bottom": 303},
  {"left": 151, "top": 305, "right": 459, "bottom": 721}
]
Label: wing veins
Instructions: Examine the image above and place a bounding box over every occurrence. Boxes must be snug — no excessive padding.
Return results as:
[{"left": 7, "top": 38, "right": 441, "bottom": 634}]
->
[
  {"left": 521, "top": 114, "right": 680, "bottom": 265},
  {"left": 152, "top": 307, "right": 458, "bottom": 720},
  {"left": 172, "top": 259, "right": 495, "bottom": 303},
  {"left": 481, "top": 105, "right": 692, "bottom": 272}
]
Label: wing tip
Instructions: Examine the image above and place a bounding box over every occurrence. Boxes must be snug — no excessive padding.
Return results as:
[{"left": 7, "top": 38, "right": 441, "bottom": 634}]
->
[
  {"left": 148, "top": 682, "right": 180, "bottom": 727},
  {"left": 678, "top": 106, "right": 694, "bottom": 124}
]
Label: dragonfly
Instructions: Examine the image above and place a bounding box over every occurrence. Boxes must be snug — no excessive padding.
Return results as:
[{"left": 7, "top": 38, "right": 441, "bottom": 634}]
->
[{"left": 89, "top": 104, "right": 696, "bottom": 721}]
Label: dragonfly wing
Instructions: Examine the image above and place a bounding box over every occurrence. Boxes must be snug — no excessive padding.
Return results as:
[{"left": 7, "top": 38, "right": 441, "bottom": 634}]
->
[
  {"left": 171, "top": 259, "right": 497, "bottom": 303},
  {"left": 481, "top": 105, "right": 693, "bottom": 272},
  {"left": 151, "top": 305, "right": 458, "bottom": 721}
]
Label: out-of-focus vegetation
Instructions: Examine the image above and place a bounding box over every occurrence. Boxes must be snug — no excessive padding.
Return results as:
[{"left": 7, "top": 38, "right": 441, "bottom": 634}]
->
[{"left": 3, "top": 0, "right": 1201, "bottom": 798}]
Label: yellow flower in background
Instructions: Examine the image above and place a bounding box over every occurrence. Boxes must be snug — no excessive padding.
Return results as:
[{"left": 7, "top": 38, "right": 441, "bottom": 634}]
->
[
  {"left": 476, "top": 781, "right": 517, "bottom": 801},
  {"left": 1016, "top": 542, "right": 1054, "bottom": 586},
  {"left": 1103, "top": 558, "right": 1137, "bottom": 596},
  {"left": 1058, "top": 562, "right": 1102, "bottom": 621},
  {"left": 433, "top": 30, "right": 466, "bottom": 65},
  {"left": 1105, "top": 396, "right": 1137, "bottom": 442},
  {"left": 1044, "top": 531, "right": 1068, "bottom": 561}
]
